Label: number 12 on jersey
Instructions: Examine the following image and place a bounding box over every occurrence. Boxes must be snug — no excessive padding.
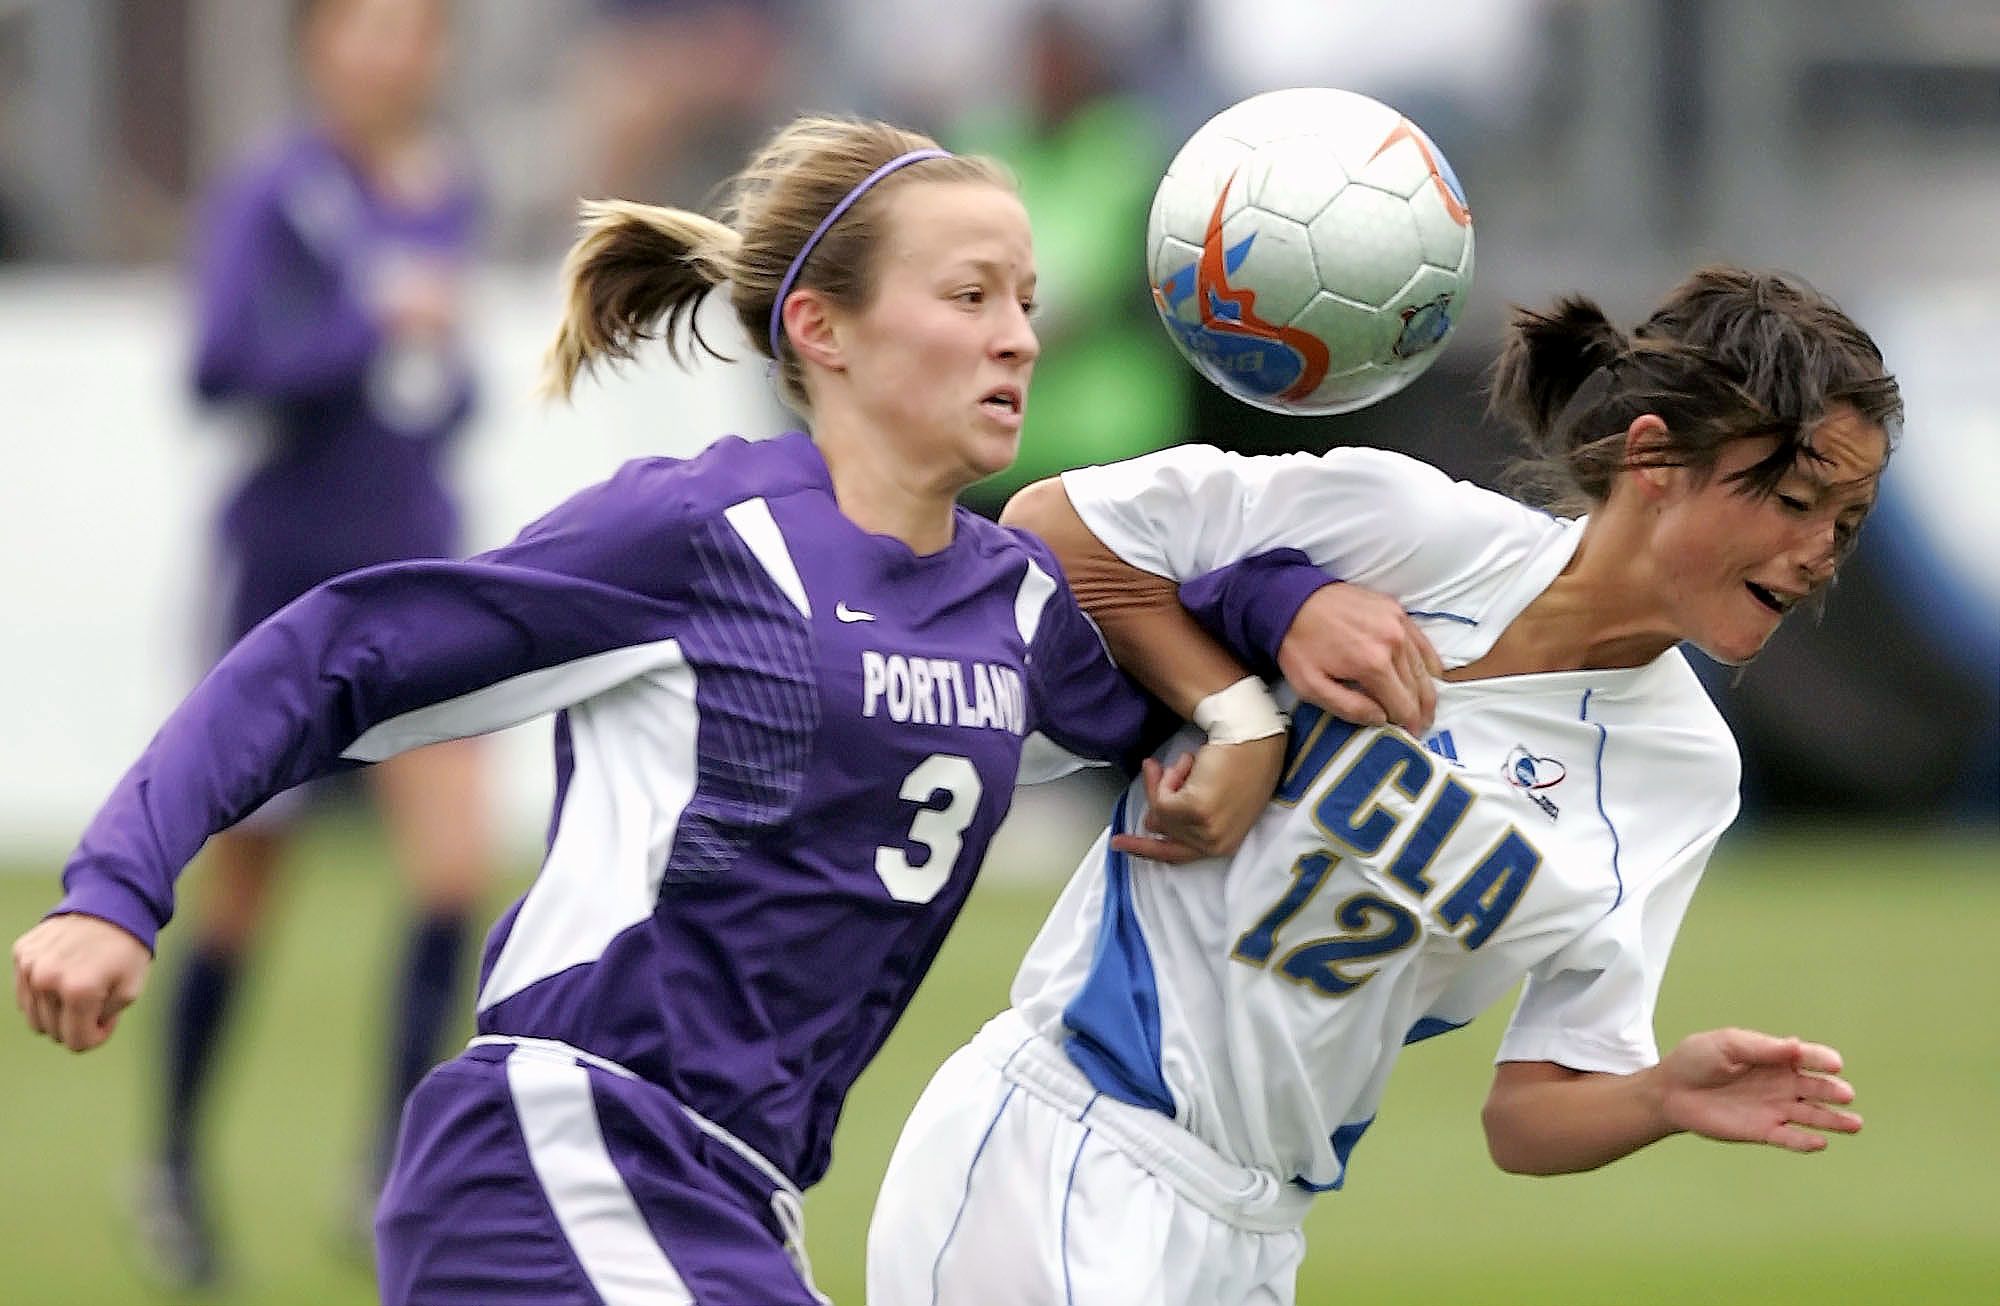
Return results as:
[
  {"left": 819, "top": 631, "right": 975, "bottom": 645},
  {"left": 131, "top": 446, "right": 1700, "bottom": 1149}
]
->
[
  {"left": 1230, "top": 851, "right": 1419, "bottom": 998},
  {"left": 1229, "top": 831, "right": 1540, "bottom": 999}
]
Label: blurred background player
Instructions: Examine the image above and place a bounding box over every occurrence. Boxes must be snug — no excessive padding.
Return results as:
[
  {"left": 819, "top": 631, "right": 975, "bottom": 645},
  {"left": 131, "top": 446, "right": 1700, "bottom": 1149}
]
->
[{"left": 143, "top": 0, "right": 494, "bottom": 1286}]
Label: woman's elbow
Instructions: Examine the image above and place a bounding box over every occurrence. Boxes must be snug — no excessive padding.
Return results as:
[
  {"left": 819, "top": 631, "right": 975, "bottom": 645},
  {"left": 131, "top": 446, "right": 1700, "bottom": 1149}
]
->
[
  {"left": 1481, "top": 1100, "right": 1532, "bottom": 1174},
  {"left": 1480, "top": 1094, "right": 1564, "bottom": 1176}
]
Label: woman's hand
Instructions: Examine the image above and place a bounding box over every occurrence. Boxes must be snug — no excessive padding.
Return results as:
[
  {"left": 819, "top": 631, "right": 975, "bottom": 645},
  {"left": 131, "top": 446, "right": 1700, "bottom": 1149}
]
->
[
  {"left": 1109, "top": 734, "right": 1287, "bottom": 864},
  {"left": 1656, "top": 1027, "right": 1862, "bottom": 1152},
  {"left": 13, "top": 914, "right": 152, "bottom": 1053},
  {"left": 1278, "top": 583, "right": 1443, "bottom": 736}
]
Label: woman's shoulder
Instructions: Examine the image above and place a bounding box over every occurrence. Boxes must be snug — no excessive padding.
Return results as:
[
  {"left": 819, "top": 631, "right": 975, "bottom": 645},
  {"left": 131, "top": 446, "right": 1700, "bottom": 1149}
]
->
[
  {"left": 592, "top": 433, "right": 825, "bottom": 523},
  {"left": 1317, "top": 445, "right": 1551, "bottom": 534}
]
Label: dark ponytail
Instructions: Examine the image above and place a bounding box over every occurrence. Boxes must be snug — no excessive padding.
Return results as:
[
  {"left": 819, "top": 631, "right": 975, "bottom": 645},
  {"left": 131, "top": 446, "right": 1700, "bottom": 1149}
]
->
[
  {"left": 1489, "top": 296, "right": 1628, "bottom": 460},
  {"left": 1493, "top": 266, "right": 1902, "bottom": 515}
]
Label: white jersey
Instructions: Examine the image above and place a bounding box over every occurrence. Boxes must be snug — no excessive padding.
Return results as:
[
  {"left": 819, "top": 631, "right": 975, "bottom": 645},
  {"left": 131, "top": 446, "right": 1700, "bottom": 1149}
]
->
[{"left": 1010, "top": 445, "right": 1741, "bottom": 1193}]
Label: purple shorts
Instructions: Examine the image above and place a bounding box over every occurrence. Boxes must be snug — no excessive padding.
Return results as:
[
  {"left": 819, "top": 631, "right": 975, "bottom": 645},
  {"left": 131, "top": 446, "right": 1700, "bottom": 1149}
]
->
[{"left": 375, "top": 1039, "right": 826, "bottom": 1306}]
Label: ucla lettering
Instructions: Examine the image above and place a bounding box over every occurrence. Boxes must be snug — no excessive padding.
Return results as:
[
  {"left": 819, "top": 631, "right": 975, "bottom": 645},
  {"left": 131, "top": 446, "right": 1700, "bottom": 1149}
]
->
[
  {"left": 1231, "top": 711, "right": 1547, "bottom": 998},
  {"left": 1312, "top": 733, "right": 1434, "bottom": 857}
]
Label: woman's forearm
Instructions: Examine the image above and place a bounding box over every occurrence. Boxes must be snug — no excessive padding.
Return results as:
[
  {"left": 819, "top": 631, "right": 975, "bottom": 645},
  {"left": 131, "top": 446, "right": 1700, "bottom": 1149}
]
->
[
  {"left": 1481, "top": 1060, "right": 1676, "bottom": 1175},
  {"left": 1002, "top": 477, "right": 1250, "bottom": 718}
]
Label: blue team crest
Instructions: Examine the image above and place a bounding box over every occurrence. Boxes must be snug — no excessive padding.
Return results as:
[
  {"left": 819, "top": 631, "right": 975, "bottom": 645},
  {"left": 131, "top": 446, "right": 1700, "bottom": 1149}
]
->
[{"left": 1391, "top": 293, "right": 1455, "bottom": 360}]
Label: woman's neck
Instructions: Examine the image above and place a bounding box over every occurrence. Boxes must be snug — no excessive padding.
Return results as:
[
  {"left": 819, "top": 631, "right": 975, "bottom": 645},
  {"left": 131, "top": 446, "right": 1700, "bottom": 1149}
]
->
[
  {"left": 1448, "top": 509, "right": 1679, "bottom": 680},
  {"left": 812, "top": 416, "right": 961, "bottom": 555}
]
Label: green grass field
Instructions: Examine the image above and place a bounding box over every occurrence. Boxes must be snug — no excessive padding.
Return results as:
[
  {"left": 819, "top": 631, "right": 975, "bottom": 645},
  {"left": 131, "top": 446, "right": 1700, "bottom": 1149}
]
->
[{"left": 3, "top": 822, "right": 1996, "bottom": 1305}]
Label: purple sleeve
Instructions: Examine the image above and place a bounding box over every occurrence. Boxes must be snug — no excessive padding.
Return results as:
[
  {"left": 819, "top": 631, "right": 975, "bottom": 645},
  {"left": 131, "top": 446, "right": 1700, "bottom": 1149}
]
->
[
  {"left": 190, "top": 169, "right": 381, "bottom": 403},
  {"left": 1013, "top": 537, "right": 1163, "bottom": 771},
  {"left": 1177, "top": 549, "right": 1340, "bottom": 680},
  {"left": 53, "top": 466, "right": 700, "bottom": 950}
]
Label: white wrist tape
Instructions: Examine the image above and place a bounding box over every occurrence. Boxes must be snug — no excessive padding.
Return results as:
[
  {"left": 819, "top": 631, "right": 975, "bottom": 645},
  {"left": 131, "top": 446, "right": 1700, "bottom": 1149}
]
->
[{"left": 1192, "top": 676, "right": 1287, "bottom": 745}]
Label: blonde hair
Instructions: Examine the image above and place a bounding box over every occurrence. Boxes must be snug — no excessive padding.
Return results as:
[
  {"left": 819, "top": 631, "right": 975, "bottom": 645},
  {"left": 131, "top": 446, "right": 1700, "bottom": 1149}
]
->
[{"left": 542, "top": 117, "right": 1011, "bottom": 412}]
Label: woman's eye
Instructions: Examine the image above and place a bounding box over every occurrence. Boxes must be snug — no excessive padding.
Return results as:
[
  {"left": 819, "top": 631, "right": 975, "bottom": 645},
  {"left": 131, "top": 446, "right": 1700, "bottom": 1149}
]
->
[
  {"left": 955, "top": 289, "right": 984, "bottom": 306},
  {"left": 1020, "top": 299, "right": 1039, "bottom": 318},
  {"left": 1777, "top": 493, "right": 1811, "bottom": 513}
]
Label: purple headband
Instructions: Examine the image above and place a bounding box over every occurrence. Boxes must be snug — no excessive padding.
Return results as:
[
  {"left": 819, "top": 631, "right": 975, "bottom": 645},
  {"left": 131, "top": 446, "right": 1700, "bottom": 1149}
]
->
[{"left": 767, "top": 147, "right": 952, "bottom": 362}]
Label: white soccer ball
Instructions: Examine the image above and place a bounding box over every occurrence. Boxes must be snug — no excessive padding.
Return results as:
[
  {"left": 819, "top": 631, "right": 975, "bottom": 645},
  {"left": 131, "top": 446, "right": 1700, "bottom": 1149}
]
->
[{"left": 1147, "top": 87, "right": 1475, "bottom": 416}]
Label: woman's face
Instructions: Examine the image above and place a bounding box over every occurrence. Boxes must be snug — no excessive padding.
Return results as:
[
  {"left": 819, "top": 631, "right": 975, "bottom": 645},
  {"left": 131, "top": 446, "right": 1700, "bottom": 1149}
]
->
[
  {"left": 825, "top": 180, "right": 1040, "bottom": 490},
  {"left": 1652, "top": 405, "right": 1888, "bottom": 664},
  {"left": 306, "top": 0, "right": 450, "bottom": 141}
]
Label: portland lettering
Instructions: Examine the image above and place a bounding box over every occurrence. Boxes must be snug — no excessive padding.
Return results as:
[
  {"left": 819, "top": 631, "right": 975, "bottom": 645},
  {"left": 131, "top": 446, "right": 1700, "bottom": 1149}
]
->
[{"left": 860, "top": 650, "right": 1026, "bottom": 734}]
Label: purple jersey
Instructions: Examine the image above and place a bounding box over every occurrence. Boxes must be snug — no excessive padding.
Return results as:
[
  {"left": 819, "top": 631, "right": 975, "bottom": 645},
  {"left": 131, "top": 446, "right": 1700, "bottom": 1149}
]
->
[
  {"left": 57, "top": 433, "right": 1159, "bottom": 1189},
  {"left": 192, "top": 125, "right": 481, "bottom": 605}
]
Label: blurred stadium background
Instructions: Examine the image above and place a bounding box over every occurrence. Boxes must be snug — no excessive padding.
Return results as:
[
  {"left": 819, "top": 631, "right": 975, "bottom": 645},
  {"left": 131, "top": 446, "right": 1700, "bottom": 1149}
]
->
[{"left": 1, "top": 1, "right": 1994, "bottom": 1302}]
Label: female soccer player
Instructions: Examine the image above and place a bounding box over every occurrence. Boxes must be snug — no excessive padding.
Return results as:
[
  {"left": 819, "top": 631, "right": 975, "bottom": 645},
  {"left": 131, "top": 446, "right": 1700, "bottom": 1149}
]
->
[
  {"left": 11, "top": 114, "right": 1402, "bottom": 1305},
  {"left": 149, "top": 0, "right": 491, "bottom": 1284},
  {"left": 869, "top": 266, "right": 1901, "bottom": 1306}
]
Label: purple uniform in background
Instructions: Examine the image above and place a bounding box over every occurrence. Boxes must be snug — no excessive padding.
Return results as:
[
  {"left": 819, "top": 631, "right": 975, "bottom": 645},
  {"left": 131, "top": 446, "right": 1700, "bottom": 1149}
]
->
[
  {"left": 57, "top": 434, "right": 1166, "bottom": 1303},
  {"left": 192, "top": 125, "right": 481, "bottom": 644}
]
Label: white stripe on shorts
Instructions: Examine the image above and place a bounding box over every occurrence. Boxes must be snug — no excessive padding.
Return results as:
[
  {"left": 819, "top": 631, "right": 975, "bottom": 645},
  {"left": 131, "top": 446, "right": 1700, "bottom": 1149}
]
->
[{"left": 505, "top": 1048, "right": 695, "bottom": 1306}]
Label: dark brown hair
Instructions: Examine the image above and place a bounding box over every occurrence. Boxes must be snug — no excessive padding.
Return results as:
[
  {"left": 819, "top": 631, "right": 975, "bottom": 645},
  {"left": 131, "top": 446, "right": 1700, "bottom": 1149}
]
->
[
  {"left": 543, "top": 116, "right": 1011, "bottom": 413},
  {"left": 1491, "top": 265, "right": 1902, "bottom": 516}
]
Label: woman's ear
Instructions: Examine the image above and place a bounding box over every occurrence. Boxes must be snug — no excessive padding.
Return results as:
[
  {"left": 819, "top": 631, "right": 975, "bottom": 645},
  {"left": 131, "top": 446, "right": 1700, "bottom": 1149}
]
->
[
  {"left": 782, "top": 290, "right": 844, "bottom": 373},
  {"left": 1624, "top": 413, "right": 1677, "bottom": 499}
]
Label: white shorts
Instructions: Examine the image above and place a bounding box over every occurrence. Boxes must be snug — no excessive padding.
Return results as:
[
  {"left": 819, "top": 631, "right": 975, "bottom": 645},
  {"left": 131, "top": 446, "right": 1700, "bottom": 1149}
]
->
[{"left": 867, "top": 1010, "right": 1309, "bottom": 1306}]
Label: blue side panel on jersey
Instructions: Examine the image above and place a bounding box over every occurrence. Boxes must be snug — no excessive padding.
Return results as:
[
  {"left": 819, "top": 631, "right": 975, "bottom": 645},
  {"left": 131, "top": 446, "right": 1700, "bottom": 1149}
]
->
[
  {"left": 1404, "top": 1016, "right": 1468, "bottom": 1045},
  {"left": 1061, "top": 795, "right": 1176, "bottom": 1117},
  {"left": 1294, "top": 1116, "right": 1377, "bottom": 1192}
]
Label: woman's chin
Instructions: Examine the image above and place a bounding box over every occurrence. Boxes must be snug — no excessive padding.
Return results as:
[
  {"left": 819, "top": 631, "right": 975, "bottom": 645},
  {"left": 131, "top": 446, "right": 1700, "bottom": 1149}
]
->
[
  {"left": 965, "top": 432, "right": 1022, "bottom": 482},
  {"left": 1693, "top": 628, "right": 1772, "bottom": 667}
]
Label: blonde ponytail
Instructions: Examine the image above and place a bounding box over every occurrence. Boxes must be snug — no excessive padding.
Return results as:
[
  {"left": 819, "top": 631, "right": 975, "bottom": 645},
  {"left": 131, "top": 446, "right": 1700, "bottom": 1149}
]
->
[
  {"left": 541, "top": 117, "right": 1010, "bottom": 414},
  {"left": 540, "top": 199, "right": 742, "bottom": 400}
]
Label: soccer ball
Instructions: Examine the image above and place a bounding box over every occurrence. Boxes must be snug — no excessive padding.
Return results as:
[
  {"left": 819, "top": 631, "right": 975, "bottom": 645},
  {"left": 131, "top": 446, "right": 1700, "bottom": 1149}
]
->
[{"left": 1147, "top": 87, "right": 1475, "bottom": 416}]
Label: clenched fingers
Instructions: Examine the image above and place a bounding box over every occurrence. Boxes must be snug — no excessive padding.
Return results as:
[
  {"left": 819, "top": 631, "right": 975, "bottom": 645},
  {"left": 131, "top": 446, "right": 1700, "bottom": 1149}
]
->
[
  {"left": 56, "top": 982, "right": 108, "bottom": 1053},
  {"left": 13, "top": 951, "right": 33, "bottom": 1024}
]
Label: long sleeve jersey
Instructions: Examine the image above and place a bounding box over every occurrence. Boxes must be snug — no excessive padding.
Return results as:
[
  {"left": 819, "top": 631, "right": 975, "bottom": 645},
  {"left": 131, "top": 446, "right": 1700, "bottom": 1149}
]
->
[{"left": 58, "top": 433, "right": 1166, "bottom": 1188}]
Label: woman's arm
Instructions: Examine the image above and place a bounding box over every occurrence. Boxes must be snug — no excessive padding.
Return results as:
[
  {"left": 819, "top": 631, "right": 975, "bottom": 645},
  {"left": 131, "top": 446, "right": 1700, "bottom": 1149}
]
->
[
  {"left": 15, "top": 461, "right": 705, "bottom": 1051},
  {"left": 1482, "top": 1029, "right": 1861, "bottom": 1175},
  {"left": 1004, "top": 477, "right": 1251, "bottom": 719},
  {"left": 1007, "top": 512, "right": 1287, "bottom": 862},
  {"left": 1004, "top": 477, "right": 1440, "bottom": 732}
]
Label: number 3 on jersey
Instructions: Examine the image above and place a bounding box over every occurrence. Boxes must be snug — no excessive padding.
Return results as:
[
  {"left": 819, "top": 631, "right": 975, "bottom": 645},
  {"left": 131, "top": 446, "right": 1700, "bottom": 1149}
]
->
[{"left": 875, "top": 754, "right": 983, "bottom": 904}]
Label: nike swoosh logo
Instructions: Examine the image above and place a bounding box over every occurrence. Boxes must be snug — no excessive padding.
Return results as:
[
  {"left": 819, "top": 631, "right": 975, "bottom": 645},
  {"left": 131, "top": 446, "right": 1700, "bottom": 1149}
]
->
[{"left": 835, "top": 602, "right": 876, "bottom": 623}]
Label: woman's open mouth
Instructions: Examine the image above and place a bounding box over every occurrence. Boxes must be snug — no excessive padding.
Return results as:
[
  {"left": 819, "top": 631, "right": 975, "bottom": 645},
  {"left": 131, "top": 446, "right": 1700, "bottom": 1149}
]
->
[{"left": 1745, "top": 581, "right": 1798, "bottom": 616}]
